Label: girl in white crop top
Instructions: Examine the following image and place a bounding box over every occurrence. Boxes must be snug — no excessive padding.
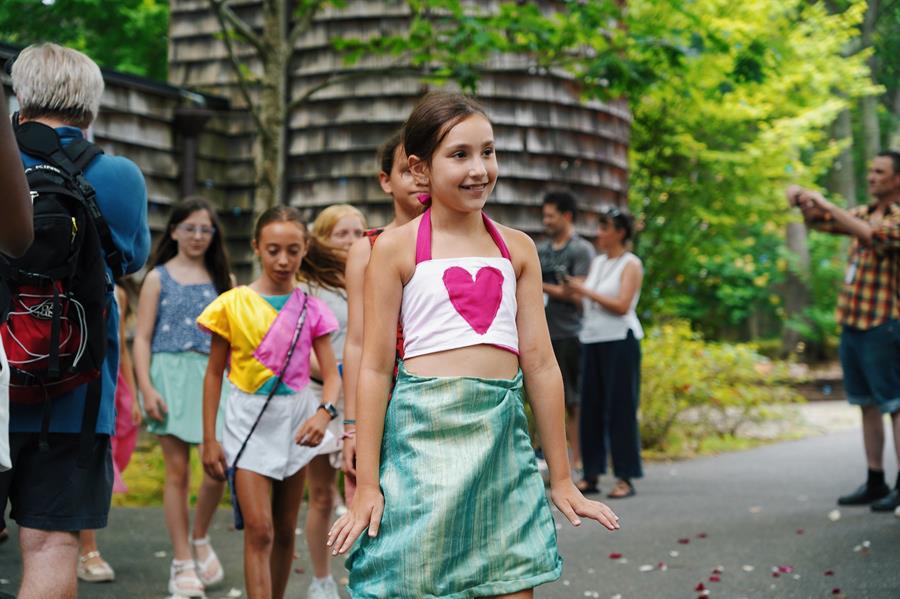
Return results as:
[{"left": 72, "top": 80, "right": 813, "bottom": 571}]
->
[{"left": 329, "top": 92, "right": 619, "bottom": 598}]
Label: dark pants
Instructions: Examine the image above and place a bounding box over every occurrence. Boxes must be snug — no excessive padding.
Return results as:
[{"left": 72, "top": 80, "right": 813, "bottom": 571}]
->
[
  {"left": 550, "top": 336, "right": 582, "bottom": 409},
  {"left": 580, "top": 331, "right": 643, "bottom": 480}
]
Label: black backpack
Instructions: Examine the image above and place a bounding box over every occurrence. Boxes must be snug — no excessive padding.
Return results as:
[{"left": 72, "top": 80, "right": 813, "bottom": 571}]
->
[{"left": 0, "top": 119, "right": 122, "bottom": 455}]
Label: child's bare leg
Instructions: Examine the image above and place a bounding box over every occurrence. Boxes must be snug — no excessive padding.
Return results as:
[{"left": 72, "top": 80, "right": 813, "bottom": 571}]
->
[
  {"left": 159, "top": 435, "right": 192, "bottom": 561},
  {"left": 270, "top": 467, "right": 307, "bottom": 599},
  {"left": 236, "top": 469, "right": 274, "bottom": 599},
  {"left": 191, "top": 463, "right": 225, "bottom": 572},
  {"left": 304, "top": 455, "right": 336, "bottom": 578}
]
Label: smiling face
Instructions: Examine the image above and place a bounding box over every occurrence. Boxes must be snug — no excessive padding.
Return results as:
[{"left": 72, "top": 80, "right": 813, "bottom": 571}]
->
[
  {"left": 410, "top": 114, "right": 498, "bottom": 213},
  {"left": 253, "top": 221, "right": 307, "bottom": 291},
  {"left": 379, "top": 145, "right": 426, "bottom": 217},
  {"left": 170, "top": 209, "right": 215, "bottom": 260}
]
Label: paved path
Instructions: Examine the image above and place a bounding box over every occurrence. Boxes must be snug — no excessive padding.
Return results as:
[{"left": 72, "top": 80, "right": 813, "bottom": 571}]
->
[{"left": 1, "top": 403, "right": 898, "bottom": 598}]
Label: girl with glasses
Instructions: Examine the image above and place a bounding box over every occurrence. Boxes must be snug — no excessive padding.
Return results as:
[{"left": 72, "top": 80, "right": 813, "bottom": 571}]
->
[{"left": 132, "top": 197, "right": 234, "bottom": 596}]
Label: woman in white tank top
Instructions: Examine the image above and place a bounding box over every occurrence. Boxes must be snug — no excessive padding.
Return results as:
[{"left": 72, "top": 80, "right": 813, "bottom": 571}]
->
[{"left": 564, "top": 208, "right": 644, "bottom": 499}]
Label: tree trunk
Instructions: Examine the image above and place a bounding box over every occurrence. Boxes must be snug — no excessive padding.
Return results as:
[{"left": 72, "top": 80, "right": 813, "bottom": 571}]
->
[
  {"left": 859, "top": 0, "right": 881, "bottom": 164},
  {"left": 891, "top": 83, "right": 900, "bottom": 149},
  {"left": 251, "top": 0, "right": 289, "bottom": 214},
  {"left": 828, "top": 109, "right": 857, "bottom": 207},
  {"left": 782, "top": 222, "right": 811, "bottom": 354}
]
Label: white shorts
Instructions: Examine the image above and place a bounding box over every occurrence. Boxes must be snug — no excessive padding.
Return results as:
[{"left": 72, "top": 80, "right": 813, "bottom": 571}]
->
[{"left": 222, "top": 383, "right": 333, "bottom": 480}]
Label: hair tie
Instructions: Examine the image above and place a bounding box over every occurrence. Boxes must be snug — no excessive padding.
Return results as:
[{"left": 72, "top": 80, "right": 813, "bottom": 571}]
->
[{"left": 417, "top": 193, "right": 432, "bottom": 206}]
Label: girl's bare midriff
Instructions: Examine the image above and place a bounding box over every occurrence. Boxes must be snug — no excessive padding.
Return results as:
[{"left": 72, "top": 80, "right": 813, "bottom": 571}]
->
[{"left": 403, "top": 343, "right": 519, "bottom": 380}]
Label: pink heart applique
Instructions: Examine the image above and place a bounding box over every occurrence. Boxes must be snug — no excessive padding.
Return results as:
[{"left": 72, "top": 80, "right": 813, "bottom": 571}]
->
[{"left": 442, "top": 266, "right": 504, "bottom": 335}]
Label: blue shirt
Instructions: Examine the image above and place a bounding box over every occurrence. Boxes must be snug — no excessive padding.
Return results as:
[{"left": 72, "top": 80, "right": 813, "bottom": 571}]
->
[
  {"left": 151, "top": 265, "right": 217, "bottom": 354},
  {"left": 11, "top": 126, "right": 150, "bottom": 435}
]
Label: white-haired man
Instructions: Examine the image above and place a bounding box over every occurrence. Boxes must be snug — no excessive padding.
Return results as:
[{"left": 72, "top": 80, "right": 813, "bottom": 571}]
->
[{"left": 0, "top": 43, "right": 149, "bottom": 599}]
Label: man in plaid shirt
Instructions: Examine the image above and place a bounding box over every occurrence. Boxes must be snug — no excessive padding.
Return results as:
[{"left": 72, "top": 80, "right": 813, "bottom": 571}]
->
[{"left": 787, "top": 150, "right": 900, "bottom": 512}]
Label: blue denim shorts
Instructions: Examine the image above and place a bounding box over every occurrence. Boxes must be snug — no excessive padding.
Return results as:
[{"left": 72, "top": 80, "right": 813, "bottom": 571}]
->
[{"left": 839, "top": 319, "right": 900, "bottom": 414}]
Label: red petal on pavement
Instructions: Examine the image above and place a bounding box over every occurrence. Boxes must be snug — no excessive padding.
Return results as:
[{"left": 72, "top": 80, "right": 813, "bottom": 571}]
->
[
  {"left": 772, "top": 572, "right": 780, "bottom": 578},
  {"left": 712, "top": 567, "right": 723, "bottom": 574},
  {"left": 697, "top": 532, "right": 708, "bottom": 539},
  {"left": 678, "top": 538, "right": 691, "bottom": 544},
  {"left": 695, "top": 582, "right": 706, "bottom": 591},
  {"left": 658, "top": 562, "right": 668, "bottom": 571},
  {"left": 832, "top": 589, "right": 841, "bottom": 595},
  {"left": 778, "top": 566, "right": 794, "bottom": 573},
  {"left": 824, "top": 570, "right": 835, "bottom": 576},
  {"left": 709, "top": 575, "right": 721, "bottom": 582},
  {"left": 796, "top": 529, "right": 804, "bottom": 534},
  {"left": 608, "top": 552, "right": 623, "bottom": 559}
]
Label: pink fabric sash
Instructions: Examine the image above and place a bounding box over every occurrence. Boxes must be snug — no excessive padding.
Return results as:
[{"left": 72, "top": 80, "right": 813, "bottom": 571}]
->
[{"left": 252, "top": 289, "right": 311, "bottom": 392}]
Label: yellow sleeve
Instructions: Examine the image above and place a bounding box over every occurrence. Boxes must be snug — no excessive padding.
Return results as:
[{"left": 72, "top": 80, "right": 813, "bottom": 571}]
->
[{"left": 196, "top": 292, "right": 232, "bottom": 342}]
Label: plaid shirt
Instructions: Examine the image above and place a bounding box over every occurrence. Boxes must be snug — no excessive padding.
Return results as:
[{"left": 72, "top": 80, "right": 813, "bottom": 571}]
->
[{"left": 808, "top": 201, "right": 900, "bottom": 330}]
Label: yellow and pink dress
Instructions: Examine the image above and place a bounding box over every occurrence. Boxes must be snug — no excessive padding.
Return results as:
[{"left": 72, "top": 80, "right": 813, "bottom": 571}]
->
[{"left": 197, "top": 286, "right": 337, "bottom": 480}]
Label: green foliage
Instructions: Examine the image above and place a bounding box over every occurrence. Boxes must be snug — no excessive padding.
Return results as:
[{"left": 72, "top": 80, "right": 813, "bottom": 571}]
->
[
  {"left": 628, "top": 0, "right": 878, "bottom": 340},
  {"left": 0, "top": 0, "right": 169, "bottom": 80},
  {"left": 640, "top": 322, "right": 803, "bottom": 455},
  {"left": 334, "top": 0, "right": 688, "bottom": 100}
]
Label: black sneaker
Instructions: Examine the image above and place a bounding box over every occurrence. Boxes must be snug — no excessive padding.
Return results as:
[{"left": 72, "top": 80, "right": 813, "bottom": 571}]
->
[
  {"left": 870, "top": 489, "right": 900, "bottom": 512},
  {"left": 837, "top": 483, "right": 890, "bottom": 506}
]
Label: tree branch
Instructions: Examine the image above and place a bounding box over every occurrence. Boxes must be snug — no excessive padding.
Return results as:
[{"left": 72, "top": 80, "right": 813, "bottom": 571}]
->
[
  {"left": 209, "top": 0, "right": 267, "bottom": 57},
  {"left": 287, "top": 61, "right": 410, "bottom": 111},
  {"left": 209, "top": 0, "right": 268, "bottom": 137},
  {"left": 288, "top": 0, "right": 325, "bottom": 49}
]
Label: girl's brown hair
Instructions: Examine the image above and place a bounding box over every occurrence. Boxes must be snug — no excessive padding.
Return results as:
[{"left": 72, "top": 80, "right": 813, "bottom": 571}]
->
[
  {"left": 253, "top": 205, "right": 307, "bottom": 244},
  {"left": 378, "top": 131, "right": 403, "bottom": 175},
  {"left": 402, "top": 91, "right": 489, "bottom": 165}
]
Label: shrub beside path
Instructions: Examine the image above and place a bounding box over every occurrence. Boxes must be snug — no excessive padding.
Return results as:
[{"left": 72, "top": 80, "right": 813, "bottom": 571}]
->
[{"left": 1, "top": 401, "right": 896, "bottom": 598}]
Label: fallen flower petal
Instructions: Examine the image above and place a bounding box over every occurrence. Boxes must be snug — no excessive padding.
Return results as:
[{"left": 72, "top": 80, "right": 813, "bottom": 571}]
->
[
  {"left": 709, "top": 575, "right": 721, "bottom": 583},
  {"left": 824, "top": 570, "right": 835, "bottom": 576},
  {"left": 828, "top": 509, "right": 841, "bottom": 521},
  {"left": 608, "top": 552, "right": 623, "bottom": 559},
  {"left": 639, "top": 564, "right": 654, "bottom": 573},
  {"left": 669, "top": 551, "right": 680, "bottom": 558},
  {"left": 696, "top": 532, "right": 708, "bottom": 539},
  {"left": 741, "top": 565, "right": 755, "bottom": 572},
  {"left": 678, "top": 538, "right": 691, "bottom": 545},
  {"left": 695, "top": 582, "right": 706, "bottom": 591},
  {"left": 658, "top": 562, "right": 668, "bottom": 571}
]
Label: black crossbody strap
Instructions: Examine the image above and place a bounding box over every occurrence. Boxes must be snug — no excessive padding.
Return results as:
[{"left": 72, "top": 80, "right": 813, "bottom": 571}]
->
[{"left": 231, "top": 293, "right": 309, "bottom": 469}]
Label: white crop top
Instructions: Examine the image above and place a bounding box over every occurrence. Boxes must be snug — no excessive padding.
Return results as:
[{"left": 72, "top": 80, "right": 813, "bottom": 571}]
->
[{"left": 401, "top": 209, "right": 519, "bottom": 359}]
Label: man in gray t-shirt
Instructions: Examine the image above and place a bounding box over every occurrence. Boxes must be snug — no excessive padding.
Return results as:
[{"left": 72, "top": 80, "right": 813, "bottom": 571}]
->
[{"left": 537, "top": 191, "right": 595, "bottom": 471}]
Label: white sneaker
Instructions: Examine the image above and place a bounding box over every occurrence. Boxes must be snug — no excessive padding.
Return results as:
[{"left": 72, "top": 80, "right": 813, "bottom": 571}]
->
[{"left": 307, "top": 576, "right": 341, "bottom": 599}]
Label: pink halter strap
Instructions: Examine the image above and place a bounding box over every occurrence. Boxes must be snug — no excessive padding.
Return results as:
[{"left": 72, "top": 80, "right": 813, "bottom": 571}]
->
[{"left": 415, "top": 208, "right": 511, "bottom": 264}]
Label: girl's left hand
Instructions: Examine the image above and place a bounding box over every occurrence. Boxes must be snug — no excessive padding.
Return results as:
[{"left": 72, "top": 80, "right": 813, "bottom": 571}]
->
[
  {"left": 550, "top": 480, "right": 620, "bottom": 531},
  {"left": 130, "top": 399, "right": 143, "bottom": 426},
  {"left": 295, "top": 410, "right": 331, "bottom": 446}
]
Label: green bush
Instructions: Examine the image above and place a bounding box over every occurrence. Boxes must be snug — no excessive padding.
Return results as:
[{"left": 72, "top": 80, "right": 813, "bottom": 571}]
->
[{"left": 640, "top": 322, "right": 803, "bottom": 454}]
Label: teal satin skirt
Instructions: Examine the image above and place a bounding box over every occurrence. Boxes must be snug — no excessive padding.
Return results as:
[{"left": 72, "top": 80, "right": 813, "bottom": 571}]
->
[{"left": 347, "top": 362, "right": 562, "bottom": 598}]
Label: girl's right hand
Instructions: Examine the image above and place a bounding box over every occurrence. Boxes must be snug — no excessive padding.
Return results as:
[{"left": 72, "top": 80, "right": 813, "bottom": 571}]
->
[
  {"left": 327, "top": 483, "right": 384, "bottom": 555},
  {"left": 141, "top": 388, "right": 168, "bottom": 422},
  {"left": 202, "top": 440, "right": 228, "bottom": 482},
  {"left": 342, "top": 433, "right": 357, "bottom": 477}
]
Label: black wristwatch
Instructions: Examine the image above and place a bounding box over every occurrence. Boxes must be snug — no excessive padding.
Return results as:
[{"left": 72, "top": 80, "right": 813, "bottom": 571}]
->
[{"left": 317, "top": 402, "right": 338, "bottom": 420}]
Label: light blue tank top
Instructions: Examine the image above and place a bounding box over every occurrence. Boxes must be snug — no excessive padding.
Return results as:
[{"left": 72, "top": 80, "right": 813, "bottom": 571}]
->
[{"left": 151, "top": 265, "right": 218, "bottom": 354}]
